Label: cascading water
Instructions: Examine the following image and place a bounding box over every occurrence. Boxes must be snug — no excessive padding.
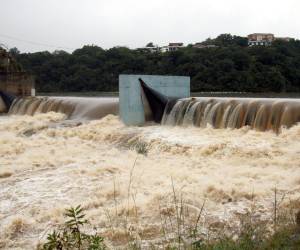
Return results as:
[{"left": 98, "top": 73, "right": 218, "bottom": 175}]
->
[
  {"left": 162, "top": 97, "right": 300, "bottom": 132},
  {"left": 2, "top": 91, "right": 300, "bottom": 132},
  {"left": 7, "top": 96, "right": 119, "bottom": 120}
]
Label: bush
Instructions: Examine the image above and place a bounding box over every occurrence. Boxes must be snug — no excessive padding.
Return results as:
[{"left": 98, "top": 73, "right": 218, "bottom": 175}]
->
[{"left": 40, "top": 205, "right": 105, "bottom": 250}]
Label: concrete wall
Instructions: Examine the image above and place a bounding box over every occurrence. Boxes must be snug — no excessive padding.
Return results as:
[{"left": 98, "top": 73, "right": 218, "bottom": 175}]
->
[
  {"left": 119, "top": 74, "right": 190, "bottom": 126},
  {"left": 0, "top": 73, "right": 35, "bottom": 96}
]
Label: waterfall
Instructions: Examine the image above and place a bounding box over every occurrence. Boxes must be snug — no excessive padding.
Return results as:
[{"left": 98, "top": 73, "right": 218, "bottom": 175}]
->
[
  {"left": 7, "top": 96, "right": 119, "bottom": 120},
  {"left": 161, "top": 97, "right": 300, "bottom": 132},
  {"left": 4, "top": 94, "right": 300, "bottom": 132}
]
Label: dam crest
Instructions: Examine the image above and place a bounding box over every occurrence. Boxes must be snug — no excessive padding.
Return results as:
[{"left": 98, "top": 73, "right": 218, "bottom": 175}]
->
[
  {"left": 161, "top": 97, "right": 300, "bottom": 132},
  {"left": 7, "top": 96, "right": 119, "bottom": 120},
  {"left": 1, "top": 76, "right": 300, "bottom": 133},
  {"left": 4, "top": 95, "right": 300, "bottom": 132}
]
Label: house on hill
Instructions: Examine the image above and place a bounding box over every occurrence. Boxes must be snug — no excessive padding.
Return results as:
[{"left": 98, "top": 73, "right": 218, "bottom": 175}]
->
[
  {"left": 247, "top": 33, "right": 275, "bottom": 46},
  {"left": 160, "top": 43, "right": 184, "bottom": 52},
  {"left": 136, "top": 43, "right": 160, "bottom": 53},
  {"left": 247, "top": 33, "right": 294, "bottom": 46}
]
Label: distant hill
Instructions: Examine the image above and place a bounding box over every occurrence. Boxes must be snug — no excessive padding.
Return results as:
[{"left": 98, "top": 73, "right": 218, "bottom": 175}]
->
[{"left": 14, "top": 34, "right": 300, "bottom": 93}]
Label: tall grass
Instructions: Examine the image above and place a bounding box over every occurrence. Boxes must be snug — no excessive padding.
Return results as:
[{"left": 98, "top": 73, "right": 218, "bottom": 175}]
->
[{"left": 40, "top": 200, "right": 300, "bottom": 249}]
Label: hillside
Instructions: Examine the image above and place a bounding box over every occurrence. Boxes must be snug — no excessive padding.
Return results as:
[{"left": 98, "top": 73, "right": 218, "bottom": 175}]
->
[{"left": 13, "top": 34, "right": 300, "bottom": 93}]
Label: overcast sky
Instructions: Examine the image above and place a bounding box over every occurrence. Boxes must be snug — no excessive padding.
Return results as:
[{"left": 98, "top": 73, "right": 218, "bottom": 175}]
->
[{"left": 0, "top": 0, "right": 299, "bottom": 52}]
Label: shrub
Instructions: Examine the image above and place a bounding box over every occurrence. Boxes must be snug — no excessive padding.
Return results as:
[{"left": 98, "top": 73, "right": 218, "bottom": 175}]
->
[{"left": 40, "top": 205, "right": 105, "bottom": 250}]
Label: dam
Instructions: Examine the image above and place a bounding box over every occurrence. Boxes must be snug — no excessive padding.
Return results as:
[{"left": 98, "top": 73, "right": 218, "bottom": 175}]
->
[
  {"left": 162, "top": 97, "right": 300, "bottom": 132},
  {"left": 2, "top": 77, "right": 299, "bottom": 132}
]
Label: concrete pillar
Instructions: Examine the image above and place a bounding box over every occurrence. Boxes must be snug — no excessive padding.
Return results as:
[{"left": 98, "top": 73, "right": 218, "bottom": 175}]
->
[{"left": 119, "top": 74, "right": 190, "bottom": 126}]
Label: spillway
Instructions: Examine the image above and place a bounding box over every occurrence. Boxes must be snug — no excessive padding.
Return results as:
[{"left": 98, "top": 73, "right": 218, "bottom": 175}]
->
[
  {"left": 2, "top": 94, "right": 300, "bottom": 132},
  {"left": 162, "top": 97, "right": 300, "bottom": 132},
  {"left": 7, "top": 96, "right": 119, "bottom": 120}
]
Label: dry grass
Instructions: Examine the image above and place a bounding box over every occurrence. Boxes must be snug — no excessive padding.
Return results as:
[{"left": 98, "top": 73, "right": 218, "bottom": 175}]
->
[
  {"left": 37, "top": 190, "right": 300, "bottom": 250},
  {"left": 0, "top": 216, "right": 31, "bottom": 247}
]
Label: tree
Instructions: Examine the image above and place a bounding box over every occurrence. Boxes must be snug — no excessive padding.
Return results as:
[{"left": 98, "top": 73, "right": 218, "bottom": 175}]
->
[
  {"left": 9, "top": 47, "right": 20, "bottom": 57},
  {"left": 13, "top": 34, "right": 300, "bottom": 93},
  {"left": 146, "top": 42, "right": 154, "bottom": 47}
]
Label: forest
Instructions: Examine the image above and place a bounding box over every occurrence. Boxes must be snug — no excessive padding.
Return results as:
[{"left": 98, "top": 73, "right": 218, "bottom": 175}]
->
[{"left": 9, "top": 34, "right": 300, "bottom": 93}]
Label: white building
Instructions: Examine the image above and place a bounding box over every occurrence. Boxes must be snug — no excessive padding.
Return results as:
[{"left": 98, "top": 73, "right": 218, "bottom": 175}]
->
[
  {"left": 247, "top": 33, "right": 275, "bottom": 46},
  {"left": 160, "top": 43, "right": 184, "bottom": 52},
  {"left": 136, "top": 43, "right": 160, "bottom": 53}
]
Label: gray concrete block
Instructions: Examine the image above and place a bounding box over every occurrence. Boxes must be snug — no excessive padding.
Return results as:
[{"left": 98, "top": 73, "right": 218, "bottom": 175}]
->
[{"left": 119, "top": 74, "right": 190, "bottom": 125}]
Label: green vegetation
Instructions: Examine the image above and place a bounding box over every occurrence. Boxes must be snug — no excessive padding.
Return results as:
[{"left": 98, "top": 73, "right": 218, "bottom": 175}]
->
[
  {"left": 39, "top": 205, "right": 106, "bottom": 250},
  {"left": 40, "top": 204, "right": 300, "bottom": 250},
  {"left": 0, "top": 47, "right": 22, "bottom": 73},
  {"left": 40, "top": 186, "right": 300, "bottom": 249},
  {"left": 191, "top": 220, "right": 300, "bottom": 250},
  {"left": 10, "top": 34, "right": 300, "bottom": 93}
]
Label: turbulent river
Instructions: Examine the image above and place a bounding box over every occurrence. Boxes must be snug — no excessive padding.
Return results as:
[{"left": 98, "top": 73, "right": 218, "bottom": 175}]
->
[{"left": 0, "top": 109, "right": 300, "bottom": 248}]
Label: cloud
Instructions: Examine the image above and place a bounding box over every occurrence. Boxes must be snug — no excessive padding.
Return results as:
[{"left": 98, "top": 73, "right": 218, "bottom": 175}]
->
[{"left": 0, "top": 0, "right": 298, "bottom": 52}]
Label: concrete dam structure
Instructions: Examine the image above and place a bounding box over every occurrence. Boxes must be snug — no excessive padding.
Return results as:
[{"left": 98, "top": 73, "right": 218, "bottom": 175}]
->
[
  {"left": 1, "top": 74, "right": 300, "bottom": 132},
  {"left": 139, "top": 78, "right": 300, "bottom": 132},
  {"left": 119, "top": 74, "right": 190, "bottom": 126},
  {"left": 161, "top": 97, "right": 300, "bottom": 132}
]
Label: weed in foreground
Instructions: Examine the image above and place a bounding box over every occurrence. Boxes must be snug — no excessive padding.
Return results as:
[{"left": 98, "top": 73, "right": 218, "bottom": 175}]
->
[
  {"left": 119, "top": 136, "right": 149, "bottom": 155},
  {"left": 39, "top": 205, "right": 105, "bottom": 250},
  {"left": 38, "top": 203, "right": 300, "bottom": 250},
  {"left": 38, "top": 184, "right": 300, "bottom": 250}
]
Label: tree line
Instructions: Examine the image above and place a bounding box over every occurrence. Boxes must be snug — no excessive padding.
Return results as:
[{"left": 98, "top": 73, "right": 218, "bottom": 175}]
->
[{"left": 10, "top": 34, "right": 300, "bottom": 93}]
